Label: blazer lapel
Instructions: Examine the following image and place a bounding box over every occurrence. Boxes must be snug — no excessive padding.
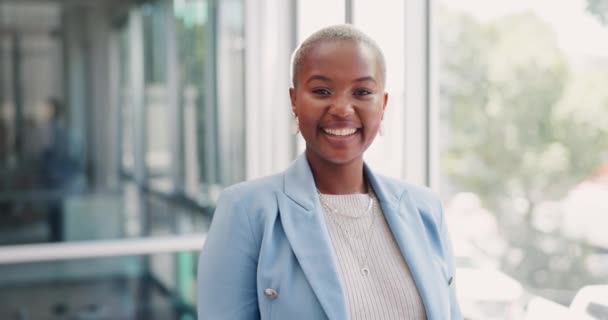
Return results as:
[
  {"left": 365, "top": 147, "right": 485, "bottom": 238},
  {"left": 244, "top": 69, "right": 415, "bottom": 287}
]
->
[
  {"left": 365, "top": 165, "right": 447, "bottom": 319},
  {"left": 278, "top": 154, "right": 348, "bottom": 320}
]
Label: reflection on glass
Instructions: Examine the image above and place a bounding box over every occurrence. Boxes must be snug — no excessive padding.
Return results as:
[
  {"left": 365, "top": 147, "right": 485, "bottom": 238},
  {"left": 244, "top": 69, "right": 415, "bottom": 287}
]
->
[
  {"left": 439, "top": 1, "right": 608, "bottom": 319},
  {"left": 174, "top": 0, "right": 211, "bottom": 196},
  {"left": 143, "top": 1, "right": 172, "bottom": 186},
  {"left": 0, "top": 252, "right": 196, "bottom": 319},
  {"left": 216, "top": 0, "right": 246, "bottom": 187},
  {"left": 1, "top": 1, "right": 216, "bottom": 319},
  {"left": 0, "top": 186, "right": 209, "bottom": 245},
  {"left": 120, "top": 25, "right": 135, "bottom": 174},
  {"left": 174, "top": 0, "right": 246, "bottom": 200},
  {"left": 0, "top": 3, "right": 87, "bottom": 246}
]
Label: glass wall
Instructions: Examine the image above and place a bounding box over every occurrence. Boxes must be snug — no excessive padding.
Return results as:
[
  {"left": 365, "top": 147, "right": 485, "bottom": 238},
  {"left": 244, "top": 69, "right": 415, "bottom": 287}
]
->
[
  {"left": 1, "top": 0, "right": 242, "bottom": 318},
  {"left": 116, "top": 0, "right": 246, "bottom": 199},
  {"left": 215, "top": 0, "right": 246, "bottom": 187},
  {"left": 0, "top": 2, "right": 86, "bottom": 245},
  {"left": 119, "top": 24, "right": 135, "bottom": 175},
  {"left": 174, "top": 0, "right": 213, "bottom": 196},
  {"left": 438, "top": 0, "right": 608, "bottom": 318},
  {"left": 0, "top": 252, "right": 197, "bottom": 319},
  {"left": 143, "top": 1, "right": 172, "bottom": 186}
]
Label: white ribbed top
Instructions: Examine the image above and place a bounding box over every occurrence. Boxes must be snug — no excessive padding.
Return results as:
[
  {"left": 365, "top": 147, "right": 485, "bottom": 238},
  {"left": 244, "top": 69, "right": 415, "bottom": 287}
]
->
[{"left": 319, "top": 191, "right": 426, "bottom": 320}]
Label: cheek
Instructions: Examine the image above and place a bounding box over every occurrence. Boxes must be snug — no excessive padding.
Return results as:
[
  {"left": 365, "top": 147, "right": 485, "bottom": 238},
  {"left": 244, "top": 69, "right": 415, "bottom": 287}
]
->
[
  {"left": 297, "top": 110, "right": 318, "bottom": 131},
  {"left": 299, "top": 118, "right": 321, "bottom": 138},
  {"left": 360, "top": 104, "right": 384, "bottom": 122},
  {"left": 296, "top": 98, "right": 323, "bottom": 125}
]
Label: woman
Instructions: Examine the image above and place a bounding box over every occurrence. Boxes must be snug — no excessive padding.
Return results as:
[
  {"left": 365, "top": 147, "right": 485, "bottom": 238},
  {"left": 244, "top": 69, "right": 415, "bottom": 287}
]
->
[{"left": 198, "top": 24, "right": 462, "bottom": 320}]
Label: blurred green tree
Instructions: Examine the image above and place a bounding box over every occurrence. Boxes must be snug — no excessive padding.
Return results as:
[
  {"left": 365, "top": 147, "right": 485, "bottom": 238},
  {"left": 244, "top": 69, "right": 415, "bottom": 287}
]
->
[{"left": 440, "top": 8, "right": 608, "bottom": 298}]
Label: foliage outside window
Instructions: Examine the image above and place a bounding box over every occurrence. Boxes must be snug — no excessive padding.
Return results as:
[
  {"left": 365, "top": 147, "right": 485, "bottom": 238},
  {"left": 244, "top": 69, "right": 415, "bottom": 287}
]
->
[{"left": 439, "top": 0, "right": 608, "bottom": 316}]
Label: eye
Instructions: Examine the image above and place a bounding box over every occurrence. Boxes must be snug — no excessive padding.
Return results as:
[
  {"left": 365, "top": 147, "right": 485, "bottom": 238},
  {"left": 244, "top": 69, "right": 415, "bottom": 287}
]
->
[
  {"left": 353, "top": 88, "right": 373, "bottom": 96},
  {"left": 312, "top": 88, "right": 331, "bottom": 96}
]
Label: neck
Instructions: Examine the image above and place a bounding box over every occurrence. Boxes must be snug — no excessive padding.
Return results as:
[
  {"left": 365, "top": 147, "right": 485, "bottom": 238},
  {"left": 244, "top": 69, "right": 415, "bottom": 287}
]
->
[{"left": 306, "top": 151, "right": 366, "bottom": 194}]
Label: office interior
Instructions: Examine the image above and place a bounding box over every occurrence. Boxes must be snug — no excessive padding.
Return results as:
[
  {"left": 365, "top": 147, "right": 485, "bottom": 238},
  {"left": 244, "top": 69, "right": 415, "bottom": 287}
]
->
[{"left": 1, "top": 0, "right": 607, "bottom": 319}]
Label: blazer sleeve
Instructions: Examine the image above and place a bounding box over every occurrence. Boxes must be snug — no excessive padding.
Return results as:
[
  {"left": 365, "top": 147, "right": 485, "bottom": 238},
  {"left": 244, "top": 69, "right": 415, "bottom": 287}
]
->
[
  {"left": 198, "top": 188, "right": 261, "bottom": 320},
  {"left": 437, "top": 199, "right": 464, "bottom": 319}
]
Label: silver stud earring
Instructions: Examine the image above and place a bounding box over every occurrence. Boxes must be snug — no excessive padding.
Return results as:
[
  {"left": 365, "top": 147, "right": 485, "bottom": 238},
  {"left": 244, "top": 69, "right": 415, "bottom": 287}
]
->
[
  {"left": 292, "top": 115, "right": 300, "bottom": 135},
  {"left": 379, "top": 121, "right": 385, "bottom": 136}
]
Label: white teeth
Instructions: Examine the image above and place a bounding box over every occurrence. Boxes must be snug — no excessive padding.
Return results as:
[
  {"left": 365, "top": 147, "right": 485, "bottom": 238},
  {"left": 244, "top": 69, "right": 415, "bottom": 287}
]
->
[{"left": 322, "top": 128, "right": 357, "bottom": 136}]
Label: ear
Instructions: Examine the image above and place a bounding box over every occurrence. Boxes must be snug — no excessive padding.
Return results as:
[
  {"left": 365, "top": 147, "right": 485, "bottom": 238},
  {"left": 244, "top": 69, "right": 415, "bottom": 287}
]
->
[
  {"left": 382, "top": 92, "right": 389, "bottom": 118},
  {"left": 289, "top": 87, "right": 297, "bottom": 114}
]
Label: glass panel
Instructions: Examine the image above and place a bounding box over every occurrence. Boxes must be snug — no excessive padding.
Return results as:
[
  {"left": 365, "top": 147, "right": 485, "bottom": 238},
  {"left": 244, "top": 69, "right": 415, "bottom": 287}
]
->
[
  {"left": 0, "top": 184, "right": 210, "bottom": 245},
  {"left": 119, "top": 25, "right": 135, "bottom": 174},
  {"left": 438, "top": 1, "right": 608, "bottom": 319},
  {"left": 216, "top": 0, "right": 246, "bottom": 186},
  {"left": 1, "top": 3, "right": 208, "bottom": 318},
  {"left": 0, "top": 3, "right": 79, "bottom": 193},
  {"left": 0, "top": 2, "right": 87, "bottom": 245},
  {"left": 0, "top": 252, "right": 197, "bottom": 319},
  {"left": 174, "top": 0, "right": 212, "bottom": 197},
  {"left": 174, "top": 0, "right": 246, "bottom": 201},
  {"left": 142, "top": 1, "right": 172, "bottom": 189},
  {"left": 0, "top": 33, "right": 15, "bottom": 179}
]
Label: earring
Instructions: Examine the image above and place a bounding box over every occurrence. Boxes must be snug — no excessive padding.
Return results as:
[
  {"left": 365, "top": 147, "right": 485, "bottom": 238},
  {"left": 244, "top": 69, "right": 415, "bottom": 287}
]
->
[
  {"left": 292, "top": 115, "right": 300, "bottom": 135},
  {"left": 379, "top": 121, "right": 385, "bottom": 136}
]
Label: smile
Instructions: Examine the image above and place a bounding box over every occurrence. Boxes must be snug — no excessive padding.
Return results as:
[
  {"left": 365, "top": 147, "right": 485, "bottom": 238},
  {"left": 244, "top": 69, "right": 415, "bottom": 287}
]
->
[{"left": 321, "top": 127, "right": 358, "bottom": 136}]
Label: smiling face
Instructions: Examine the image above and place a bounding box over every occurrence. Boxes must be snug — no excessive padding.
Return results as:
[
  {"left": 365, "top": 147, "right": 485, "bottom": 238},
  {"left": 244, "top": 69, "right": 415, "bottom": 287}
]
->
[{"left": 290, "top": 39, "right": 388, "bottom": 167}]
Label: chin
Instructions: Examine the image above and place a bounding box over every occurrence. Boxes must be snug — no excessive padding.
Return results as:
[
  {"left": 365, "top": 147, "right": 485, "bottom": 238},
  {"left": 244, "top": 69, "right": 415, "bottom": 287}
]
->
[{"left": 307, "top": 148, "right": 363, "bottom": 166}]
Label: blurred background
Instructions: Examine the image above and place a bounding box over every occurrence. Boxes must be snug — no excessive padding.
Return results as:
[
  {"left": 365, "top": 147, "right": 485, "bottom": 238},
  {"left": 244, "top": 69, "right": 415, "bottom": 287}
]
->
[{"left": 0, "top": 0, "right": 606, "bottom": 319}]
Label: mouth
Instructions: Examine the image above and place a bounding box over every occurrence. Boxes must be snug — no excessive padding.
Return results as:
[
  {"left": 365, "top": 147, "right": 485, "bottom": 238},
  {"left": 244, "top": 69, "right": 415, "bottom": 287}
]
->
[{"left": 321, "top": 127, "right": 359, "bottom": 137}]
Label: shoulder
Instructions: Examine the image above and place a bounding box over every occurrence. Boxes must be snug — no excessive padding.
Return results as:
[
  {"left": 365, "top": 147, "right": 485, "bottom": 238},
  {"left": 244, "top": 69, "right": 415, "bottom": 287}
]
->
[
  {"left": 213, "top": 173, "right": 284, "bottom": 229},
  {"left": 219, "top": 172, "right": 283, "bottom": 202},
  {"left": 405, "top": 182, "right": 442, "bottom": 213},
  {"left": 375, "top": 174, "right": 441, "bottom": 206},
  {"left": 374, "top": 173, "right": 443, "bottom": 220},
  {"left": 208, "top": 173, "right": 284, "bottom": 244}
]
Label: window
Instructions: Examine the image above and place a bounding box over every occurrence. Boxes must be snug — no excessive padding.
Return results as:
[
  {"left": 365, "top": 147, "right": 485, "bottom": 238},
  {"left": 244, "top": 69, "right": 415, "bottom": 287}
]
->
[
  {"left": 438, "top": 0, "right": 608, "bottom": 318},
  {"left": 116, "top": 0, "right": 246, "bottom": 199}
]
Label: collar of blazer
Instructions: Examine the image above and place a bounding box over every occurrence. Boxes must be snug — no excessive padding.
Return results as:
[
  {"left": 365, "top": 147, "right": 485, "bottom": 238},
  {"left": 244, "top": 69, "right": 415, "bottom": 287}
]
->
[{"left": 276, "top": 154, "right": 448, "bottom": 320}]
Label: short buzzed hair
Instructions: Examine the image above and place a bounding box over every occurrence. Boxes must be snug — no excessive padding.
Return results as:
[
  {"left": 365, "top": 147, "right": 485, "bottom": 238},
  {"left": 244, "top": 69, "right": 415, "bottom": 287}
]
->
[{"left": 290, "top": 24, "right": 386, "bottom": 87}]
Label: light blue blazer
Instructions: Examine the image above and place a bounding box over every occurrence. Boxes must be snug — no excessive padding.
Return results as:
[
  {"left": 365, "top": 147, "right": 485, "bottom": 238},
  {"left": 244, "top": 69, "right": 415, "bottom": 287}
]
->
[{"left": 198, "top": 154, "right": 462, "bottom": 319}]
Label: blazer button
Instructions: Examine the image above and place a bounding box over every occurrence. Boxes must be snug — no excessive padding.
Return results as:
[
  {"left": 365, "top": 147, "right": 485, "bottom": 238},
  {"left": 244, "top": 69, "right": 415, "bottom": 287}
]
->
[{"left": 264, "top": 288, "right": 278, "bottom": 299}]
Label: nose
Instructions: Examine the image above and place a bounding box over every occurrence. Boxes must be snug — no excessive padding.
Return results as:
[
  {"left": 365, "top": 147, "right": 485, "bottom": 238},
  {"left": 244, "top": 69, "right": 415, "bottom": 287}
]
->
[{"left": 328, "top": 94, "right": 355, "bottom": 118}]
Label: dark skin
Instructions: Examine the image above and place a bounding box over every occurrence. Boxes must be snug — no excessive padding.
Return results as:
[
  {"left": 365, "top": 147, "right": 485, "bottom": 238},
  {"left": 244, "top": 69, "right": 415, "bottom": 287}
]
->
[{"left": 290, "top": 40, "right": 388, "bottom": 195}]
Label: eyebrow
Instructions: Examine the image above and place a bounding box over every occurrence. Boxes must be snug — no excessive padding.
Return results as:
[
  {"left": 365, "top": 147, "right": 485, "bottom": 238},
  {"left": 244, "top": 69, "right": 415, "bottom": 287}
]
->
[
  {"left": 352, "top": 76, "right": 377, "bottom": 84},
  {"left": 305, "top": 75, "right": 377, "bottom": 85},
  {"left": 305, "top": 75, "right": 332, "bottom": 85}
]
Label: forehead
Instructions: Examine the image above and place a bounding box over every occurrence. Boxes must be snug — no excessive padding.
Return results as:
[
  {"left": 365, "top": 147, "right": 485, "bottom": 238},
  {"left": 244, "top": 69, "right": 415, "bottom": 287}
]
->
[{"left": 298, "top": 40, "right": 382, "bottom": 83}]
